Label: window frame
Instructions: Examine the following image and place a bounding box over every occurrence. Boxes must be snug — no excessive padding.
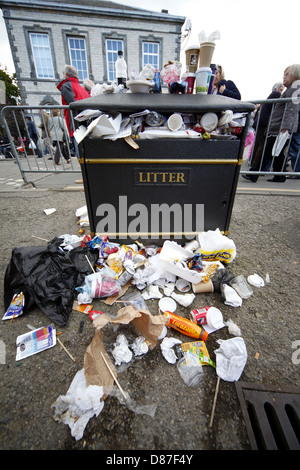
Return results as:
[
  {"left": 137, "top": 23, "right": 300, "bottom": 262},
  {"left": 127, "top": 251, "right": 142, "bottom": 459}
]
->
[
  {"left": 102, "top": 33, "right": 127, "bottom": 83},
  {"left": 67, "top": 36, "right": 89, "bottom": 81},
  {"left": 139, "top": 35, "right": 163, "bottom": 72},
  {"left": 105, "top": 39, "right": 124, "bottom": 82},
  {"left": 24, "top": 26, "right": 57, "bottom": 80},
  {"left": 142, "top": 41, "right": 160, "bottom": 69}
]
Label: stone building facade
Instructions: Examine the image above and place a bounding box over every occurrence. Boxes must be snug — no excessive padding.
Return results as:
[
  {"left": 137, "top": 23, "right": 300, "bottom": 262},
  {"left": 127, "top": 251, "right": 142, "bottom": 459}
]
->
[{"left": 0, "top": 0, "right": 185, "bottom": 106}]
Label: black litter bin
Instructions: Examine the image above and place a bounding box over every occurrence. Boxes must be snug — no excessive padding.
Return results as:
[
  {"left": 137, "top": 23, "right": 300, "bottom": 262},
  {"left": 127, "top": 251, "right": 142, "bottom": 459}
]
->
[{"left": 70, "top": 94, "right": 254, "bottom": 244}]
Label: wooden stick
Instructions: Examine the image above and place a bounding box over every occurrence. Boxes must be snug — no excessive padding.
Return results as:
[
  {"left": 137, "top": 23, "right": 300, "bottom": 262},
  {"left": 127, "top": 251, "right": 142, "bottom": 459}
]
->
[
  {"left": 32, "top": 235, "right": 50, "bottom": 242},
  {"left": 56, "top": 337, "right": 76, "bottom": 362},
  {"left": 209, "top": 376, "right": 220, "bottom": 428},
  {"left": 100, "top": 351, "right": 127, "bottom": 400},
  {"left": 85, "top": 255, "right": 95, "bottom": 273}
]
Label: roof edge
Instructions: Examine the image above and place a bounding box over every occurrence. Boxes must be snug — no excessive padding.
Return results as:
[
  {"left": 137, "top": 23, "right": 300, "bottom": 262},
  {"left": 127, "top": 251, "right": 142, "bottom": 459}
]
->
[{"left": 0, "top": 0, "right": 186, "bottom": 24}]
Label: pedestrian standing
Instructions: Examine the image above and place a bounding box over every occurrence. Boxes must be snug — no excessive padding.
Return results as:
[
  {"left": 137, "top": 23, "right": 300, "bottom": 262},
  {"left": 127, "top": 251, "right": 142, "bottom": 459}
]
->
[
  {"left": 25, "top": 115, "right": 42, "bottom": 158},
  {"left": 49, "top": 109, "right": 70, "bottom": 165}
]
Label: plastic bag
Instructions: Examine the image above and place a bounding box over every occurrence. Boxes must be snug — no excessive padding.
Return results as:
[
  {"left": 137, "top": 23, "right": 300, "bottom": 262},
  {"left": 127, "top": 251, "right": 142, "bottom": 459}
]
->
[
  {"left": 53, "top": 368, "right": 104, "bottom": 441},
  {"left": 177, "top": 352, "right": 204, "bottom": 387},
  {"left": 76, "top": 272, "right": 121, "bottom": 301},
  {"left": 161, "top": 61, "right": 182, "bottom": 85},
  {"left": 272, "top": 131, "right": 290, "bottom": 157},
  {"left": 4, "top": 237, "right": 99, "bottom": 327},
  {"left": 198, "top": 229, "right": 236, "bottom": 264}
]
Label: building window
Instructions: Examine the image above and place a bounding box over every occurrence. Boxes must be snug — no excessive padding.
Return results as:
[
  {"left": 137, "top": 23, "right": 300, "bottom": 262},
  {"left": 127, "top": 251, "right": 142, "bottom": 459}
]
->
[
  {"left": 29, "top": 33, "right": 54, "bottom": 79},
  {"left": 106, "top": 39, "right": 123, "bottom": 82},
  {"left": 68, "top": 37, "right": 89, "bottom": 81},
  {"left": 143, "top": 42, "right": 159, "bottom": 69}
]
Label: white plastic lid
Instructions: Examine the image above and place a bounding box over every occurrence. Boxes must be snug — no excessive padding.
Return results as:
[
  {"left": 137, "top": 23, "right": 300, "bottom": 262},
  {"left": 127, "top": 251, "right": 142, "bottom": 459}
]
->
[
  {"left": 200, "top": 112, "right": 218, "bottom": 132},
  {"left": 159, "top": 297, "right": 177, "bottom": 313},
  {"left": 206, "top": 307, "right": 223, "bottom": 329}
]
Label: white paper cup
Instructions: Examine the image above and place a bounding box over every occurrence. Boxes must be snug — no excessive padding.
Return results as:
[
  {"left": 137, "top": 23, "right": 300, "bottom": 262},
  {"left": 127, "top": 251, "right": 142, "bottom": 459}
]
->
[
  {"left": 176, "top": 279, "right": 191, "bottom": 292},
  {"left": 196, "top": 67, "right": 212, "bottom": 94},
  {"left": 167, "top": 113, "right": 183, "bottom": 131}
]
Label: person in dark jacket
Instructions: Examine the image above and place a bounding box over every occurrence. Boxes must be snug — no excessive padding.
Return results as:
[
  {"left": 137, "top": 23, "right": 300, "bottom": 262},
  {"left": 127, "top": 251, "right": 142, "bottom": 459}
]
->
[
  {"left": 243, "top": 82, "right": 283, "bottom": 181},
  {"left": 212, "top": 65, "right": 241, "bottom": 100},
  {"left": 287, "top": 109, "right": 300, "bottom": 177},
  {"left": 25, "top": 115, "right": 42, "bottom": 158},
  {"left": 0, "top": 135, "right": 11, "bottom": 158}
]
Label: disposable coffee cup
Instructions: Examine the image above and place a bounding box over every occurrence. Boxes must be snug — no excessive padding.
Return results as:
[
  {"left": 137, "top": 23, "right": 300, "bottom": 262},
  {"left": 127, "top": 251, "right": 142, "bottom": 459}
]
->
[
  {"left": 176, "top": 278, "right": 191, "bottom": 292},
  {"left": 185, "top": 46, "right": 199, "bottom": 73},
  {"left": 192, "top": 279, "right": 214, "bottom": 293},
  {"left": 190, "top": 306, "right": 223, "bottom": 329},
  {"left": 195, "top": 67, "right": 212, "bottom": 94},
  {"left": 199, "top": 42, "right": 215, "bottom": 67},
  {"left": 167, "top": 113, "right": 183, "bottom": 131},
  {"left": 182, "top": 73, "right": 196, "bottom": 94}
]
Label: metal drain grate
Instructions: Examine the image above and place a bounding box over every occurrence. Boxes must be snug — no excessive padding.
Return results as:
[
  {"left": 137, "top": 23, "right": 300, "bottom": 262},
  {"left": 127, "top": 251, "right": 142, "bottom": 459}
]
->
[{"left": 235, "top": 382, "right": 300, "bottom": 450}]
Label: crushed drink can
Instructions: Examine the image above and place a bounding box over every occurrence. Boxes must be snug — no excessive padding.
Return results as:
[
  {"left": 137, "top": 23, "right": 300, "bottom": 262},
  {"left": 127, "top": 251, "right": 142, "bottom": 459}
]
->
[{"left": 190, "top": 307, "right": 210, "bottom": 325}]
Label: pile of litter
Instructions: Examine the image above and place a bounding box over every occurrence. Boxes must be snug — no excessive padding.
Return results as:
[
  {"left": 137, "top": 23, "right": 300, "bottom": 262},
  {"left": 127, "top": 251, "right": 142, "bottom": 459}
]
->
[
  {"left": 73, "top": 107, "right": 247, "bottom": 147},
  {"left": 3, "top": 206, "right": 269, "bottom": 440}
]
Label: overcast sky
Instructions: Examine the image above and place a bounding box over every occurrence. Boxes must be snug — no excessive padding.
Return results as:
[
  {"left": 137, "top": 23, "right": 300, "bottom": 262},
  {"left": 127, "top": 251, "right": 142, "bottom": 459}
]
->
[{"left": 1, "top": 0, "right": 299, "bottom": 101}]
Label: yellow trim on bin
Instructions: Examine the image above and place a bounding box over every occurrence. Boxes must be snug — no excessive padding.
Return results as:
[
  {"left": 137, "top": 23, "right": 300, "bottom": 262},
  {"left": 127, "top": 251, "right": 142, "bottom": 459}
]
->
[
  {"left": 89, "top": 230, "right": 229, "bottom": 237},
  {"left": 81, "top": 158, "right": 238, "bottom": 165}
]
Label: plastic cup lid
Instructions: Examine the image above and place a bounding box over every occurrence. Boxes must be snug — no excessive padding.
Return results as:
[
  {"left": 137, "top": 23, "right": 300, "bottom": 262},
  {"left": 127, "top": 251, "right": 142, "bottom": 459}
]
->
[
  {"left": 206, "top": 307, "right": 223, "bottom": 329},
  {"left": 159, "top": 297, "right": 177, "bottom": 313}
]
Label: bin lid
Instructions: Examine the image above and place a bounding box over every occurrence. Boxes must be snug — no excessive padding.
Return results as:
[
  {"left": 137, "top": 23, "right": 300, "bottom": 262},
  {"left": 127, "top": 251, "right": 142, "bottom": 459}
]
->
[{"left": 70, "top": 93, "right": 255, "bottom": 114}]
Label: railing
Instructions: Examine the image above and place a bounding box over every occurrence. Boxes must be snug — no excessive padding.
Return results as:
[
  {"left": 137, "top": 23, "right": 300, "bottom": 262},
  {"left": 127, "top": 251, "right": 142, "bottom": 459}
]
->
[
  {"left": 1, "top": 99, "right": 299, "bottom": 189},
  {"left": 0, "top": 105, "right": 81, "bottom": 188},
  {"left": 241, "top": 98, "right": 300, "bottom": 179}
]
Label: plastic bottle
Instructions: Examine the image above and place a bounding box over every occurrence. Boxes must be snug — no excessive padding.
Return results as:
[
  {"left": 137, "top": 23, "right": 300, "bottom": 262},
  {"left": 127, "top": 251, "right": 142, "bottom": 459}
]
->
[
  {"left": 164, "top": 311, "right": 208, "bottom": 341},
  {"left": 153, "top": 69, "right": 162, "bottom": 93},
  {"left": 115, "top": 50, "right": 127, "bottom": 86}
]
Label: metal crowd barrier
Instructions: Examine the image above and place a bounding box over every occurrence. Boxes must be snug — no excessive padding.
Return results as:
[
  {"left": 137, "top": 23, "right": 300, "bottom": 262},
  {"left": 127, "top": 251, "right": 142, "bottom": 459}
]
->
[
  {"left": 0, "top": 105, "right": 81, "bottom": 188},
  {"left": 241, "top": 97, "right": 300, "bottom": 178},
  {"left": 1, "top": 99, "right": 300, "bottom": 189}
]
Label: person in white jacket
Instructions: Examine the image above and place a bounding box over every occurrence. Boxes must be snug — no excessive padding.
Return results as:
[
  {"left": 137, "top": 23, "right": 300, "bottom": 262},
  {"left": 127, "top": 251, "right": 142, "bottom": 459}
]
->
[{"left": 49, "top": 109, "right": 70, "bottom": 165}]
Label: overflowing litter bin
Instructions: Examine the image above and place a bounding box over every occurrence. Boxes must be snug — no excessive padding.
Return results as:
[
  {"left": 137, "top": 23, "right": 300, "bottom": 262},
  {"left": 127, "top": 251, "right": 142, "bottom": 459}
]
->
[{"left": 70, "top": 94, "right": 254, "bottom": 244}]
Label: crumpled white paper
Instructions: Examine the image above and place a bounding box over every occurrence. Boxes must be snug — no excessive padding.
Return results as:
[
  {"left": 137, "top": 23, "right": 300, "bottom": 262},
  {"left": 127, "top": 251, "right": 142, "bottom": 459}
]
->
[
  {"left": 52, "top": 368, "right": 104, "bottom": 441},
  {"left": 222, "top": 284, "right": 243, "bottom": 307},
  {"left": 225, "top": 319, "right": 242, "bottom": 336},
  {"left": 214, "top": 337, "right": 247, "bottom": 382},
  {"left": 160, "top": 337, "right": 182, "bottom": 364},
  {"left": 112, "top": 334, "right": 133, "bottom": 365},
  {"left": 142, "top": 285, "right": 163, "bottom": 300},
  {"left": 163, "top": 282, "right": 175, "bottom": 296},
  {"left": 171, "top": 292, "right": 195, "bottom": 307},
  {"left": 131, "top": 336, "right": 149, "bottom": 356}
]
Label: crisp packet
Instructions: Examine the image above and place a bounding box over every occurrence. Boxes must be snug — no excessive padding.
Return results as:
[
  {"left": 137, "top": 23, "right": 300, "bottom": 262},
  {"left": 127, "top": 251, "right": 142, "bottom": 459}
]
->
[
  {"left": 175, "top": 341, "right": 215, "bottom": 368},
  {"left": 16, "top": 324, "right": 56, "bottom": 361},
  {"left": 2, "top": 292, "right": 25, "bottom": 320}
]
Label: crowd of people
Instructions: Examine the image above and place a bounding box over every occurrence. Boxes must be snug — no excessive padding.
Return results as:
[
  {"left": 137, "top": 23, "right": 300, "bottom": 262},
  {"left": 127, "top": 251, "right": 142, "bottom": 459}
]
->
[{"left": 242, "top": 64, "right": 300, "bottom": 182}]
